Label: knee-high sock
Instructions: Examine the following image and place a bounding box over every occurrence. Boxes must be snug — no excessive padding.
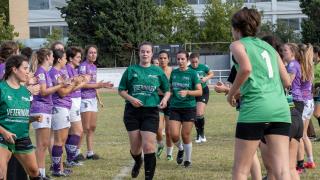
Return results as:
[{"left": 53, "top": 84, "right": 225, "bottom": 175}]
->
[
  {"left": 183, "top": 143, "right": 192, "bottom": 162},
  {"left": 144, "top": 153, "right": 156, "bottom": 180},
  {"left": 65, "top": 135, "right": 80, "bottom": 162},
  {"left": 52, "top": 145, "right": 63, "bottom": 172},
  {"left": 196, "top": 115, "right": 205, "bottom": 136}
]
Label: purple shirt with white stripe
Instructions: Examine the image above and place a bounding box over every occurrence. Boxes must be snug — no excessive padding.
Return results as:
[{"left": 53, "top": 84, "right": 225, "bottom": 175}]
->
[
  {"left": 30, "top": 66, "right": 54, "bottom": 114},
  {"left": 49, "top": 67, "right": 72, "bottom": 109},
  {"left": 66, "top": 63, "right": 81, "bottom": 98},
  {"left": 79, "top": 60, "right": 97, "bottom": 99}
]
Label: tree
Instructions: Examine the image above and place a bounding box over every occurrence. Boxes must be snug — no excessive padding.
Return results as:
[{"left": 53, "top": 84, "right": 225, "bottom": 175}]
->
[
  {"left": 0, "top": 0, "right": 18, "bottom": 41},
  {"left": 60, "top": 0, "right": 159, "bottom": 67},
  {"left": 154, "top": 0, "right": 199, "bottom": 44},
  {"left": 43, "top": 28, "right": 63, "bottom": 48},
  {"left": 299, "top": 0, "right": 320, "bottom": 45},
  {"left": 201, "top": 0, "right": 242, "bottom": 43},
  {"left": 259, "top": 21, "right": 301, "bottom": 43}
]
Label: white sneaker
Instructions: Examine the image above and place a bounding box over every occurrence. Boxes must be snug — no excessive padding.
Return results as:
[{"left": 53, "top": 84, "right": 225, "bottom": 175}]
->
[
  {"left": 195, "top": 135, "right": 201, "bottom": 143},
  {"left": 201, "top": 135, "right": 207, "bottom": 143}
]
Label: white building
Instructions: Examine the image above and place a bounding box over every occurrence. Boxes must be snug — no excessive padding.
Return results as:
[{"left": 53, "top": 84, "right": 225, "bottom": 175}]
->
[{"left": 16, "top": 0, "right": 305, "bottom": 49}]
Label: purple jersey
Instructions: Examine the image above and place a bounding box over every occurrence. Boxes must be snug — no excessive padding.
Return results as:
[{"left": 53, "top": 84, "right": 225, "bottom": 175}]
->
[
  {"left": 0, "top": 63, "right": 5, "bottom": 80},
  {"left": 66, "top": 64, "right": 81, "bottom": 98},
  {"left": 30, "top": 67, "right": 54, "bottom": 114},
  {"left": 301, "top": 80, "right": 312, "bottom": 101},
  {"left": 79, "top": 60, "right": 97, "bottom": 99},
  {"left": 49, "top": 67, "right": 72, "bottom": 109},
  {"left": 286, "top": 60, "right": 303, "bottom": 101}
]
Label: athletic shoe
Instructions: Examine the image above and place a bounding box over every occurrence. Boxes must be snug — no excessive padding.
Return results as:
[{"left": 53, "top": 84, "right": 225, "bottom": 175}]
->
[
  {"left": 166, "top": 155, "right": 173, "bottom": 161},
  {"left": 42, "top": 175, "right": 51, "bottom": 180},
  {"left": 195, "top": 134, "right": 201, "bottom": 143},
  {"left": 183, "top": 161, "right": 191, "bottom": 168},
  {"left": 176, "top": 150, "right": 184, "bottom": 165},
  {"left": 296, "top": 166, "right": 305, "bottom": 174},
  {"left": 65, "top": 160, "right": 84, "bottom": 168},
  {"left": 51, "top": 169, "right": 73, "bottom": 177},
  {"left": 86, "top": 153, "right": 100, "bottom": 160},
  {"left": 304, "top": 161, "right": 316, "bottom": 169},
  {"left": 262, "top": 175, "right": 267, "bottom": 180},
  {"left": 200, "top": 135, "right": 207, "bottom": 143},
  {"left": 156, "top": 145, "right": 164, "bottom": 159},
  {"left": 131, "top": 158, "right": 143, "bottom": 178},
  {"left": 75, "top": 153, "right": 85, "bottom": 161}
]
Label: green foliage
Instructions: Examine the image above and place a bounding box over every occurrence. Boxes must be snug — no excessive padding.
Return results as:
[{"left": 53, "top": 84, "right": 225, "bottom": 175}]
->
[
  {"left": 60, "top": 0, "right": 158, "bottom": 67},
  {"left": 43, "top": 28, "right": 63, "bottom": 48},
  {"left": 299, "top": 0, "right": 320, "bottom": 45},
  {"left": 0, "top": 14, "right": 18, "bottom": 41},
  {"left": 259, "top": 21, "right": 300, "bottom": 43},
  {"left": 201, "top": 0, "right": 242, "bottom": 43},
  {"left": 0, "top": 0, "right": 9, "bottom": 23},
  {"left": 154, "top": 0, "right": 199, "bottom": 44}
]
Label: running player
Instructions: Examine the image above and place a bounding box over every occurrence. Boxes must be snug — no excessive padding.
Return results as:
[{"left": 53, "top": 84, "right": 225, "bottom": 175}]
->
[
  {"left": 77, "top": 45, "right": 113, "bottom": 160},
  {"left": 313, "top": 46, "right": 320, "bottom": 126},
  {"left": 228, "top": 8, "right": 291, "bottom": 179},
  {"left": 156, "top": 50, "right": 174, "bottom": 160},
  {"left": 49, "top": 49, "right": 81, "bottom": 177},
  {"left": 118, "top": 42, "right": 170, "bottom": 180},
  {"left": 65, "top": 46, "right": 90, "bottom": 167},
  {"left": 169, "top": 50, "right": 202, "bottom": 168},
  {"left": 0, "top": 55, "right": 43, "bottom": 180},
  {"left": 30, "top": 48, "right": 64, "bottom": 179},
  {"left": 189, "top": 53, "right": 214, "bottom": 143}
]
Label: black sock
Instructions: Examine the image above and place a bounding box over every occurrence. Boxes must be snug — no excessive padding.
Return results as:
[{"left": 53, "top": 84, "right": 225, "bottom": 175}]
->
[
  {"left": 144, "top": 153, "right": 156, "bottom": 180},
  {"left": 317, "top": 117, "right": 320, "bottom": 127},
  {"left": 130, "top": 151, "right": 142, "bottom": 163},
  {"left": 197, "top": 116, "right": 205, "bottom": 136},
  {"left": 297, "top": 160, "right": 304, "bottom": 168},
  {"left": 29, "top": 174, "right": 42, "bottom": 180},
  {"left": 194, "top": 120, "right": 200, "bottom": 136}
]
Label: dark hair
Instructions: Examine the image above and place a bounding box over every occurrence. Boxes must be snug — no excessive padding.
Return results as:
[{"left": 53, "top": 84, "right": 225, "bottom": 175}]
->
[
  {"left": 139, "top": 41, "right": 153, "bottom": 52},
  {"left": 4, "top": 55, "right": 29, "bottom": 80},
  {"left": 261, "top": 35, "right": 283, "bottom": 54},
  {"left": 66, "top": 46, "right": 83, "bottom": 62},
  {"left": 50, "top": 41, "right": 64, "bottom": 51},
  {"left": 158, "top": 50, "right": 170, "bottom": 59},
  {"left": 0, "top": 41, "right": 19, "bottom": 63},
  {"left": 21, "top": 47, "right": 33, "bottom": 59},
  {"left": 231, "top": 7, "right": 261, "bottom": 37},
  {"left": 30, "top": 48, "right": 52, "bottom": 73},
  {"left": 53, "top": 49, "right": 65, "bottom": 65},
  {"left": 314, "top": 46, "right": 320, "bottom": 56},
  {"left": 189, "top": 52, "right": 200, "bottom": 59},
  {"left": 176, "top": 50, "right": 189, "bottom": 59},
  {"left": 151, "top": 57, "right": 159, "bottom": 64},
  {"left": 84, "top": 45, "right": 98, "bottom": 58}
]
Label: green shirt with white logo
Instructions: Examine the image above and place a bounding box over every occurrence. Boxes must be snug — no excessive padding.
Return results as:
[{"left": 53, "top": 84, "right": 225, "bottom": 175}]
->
[
  {"left": 189, "top": 64, "right": 210, "bottom": 88},
  {"left": 118, "top": 64, "right": 170, "bottom": 107},
  {"left": 170, "top": 68, "right": 200, "bottom": 108},
  {"left": 235, "top": 37, "right": 290, "bottom": 123},
  {"left": 0, "top": 81, "right": 31, "bottom": 139}
]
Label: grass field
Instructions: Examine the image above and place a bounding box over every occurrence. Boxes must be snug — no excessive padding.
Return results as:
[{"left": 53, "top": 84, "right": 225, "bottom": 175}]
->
[{"left": 32, "top": 91, "right": 320, "bottom": 179}]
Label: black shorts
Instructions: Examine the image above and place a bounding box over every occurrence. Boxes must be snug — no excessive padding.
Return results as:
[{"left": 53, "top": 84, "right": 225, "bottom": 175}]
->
[
  {"left": 289, "top": 108, "right": 303, "bottom": 142},
  {"left": 169, "top": 108, "right": 196, "bottom": 122},
  {"left": 195, "top": 86, "right": 209, "bottom": 104},
  {"left": 236, "top": 122, "right": 291, "bottom": 140},
  {"left": 0, "top": 136, "right": 34, "bottom": 154},
  {"left": 123, "top": 103, "right": 159, "bottom": 133},
  {"left": 293, "top": 100, "right": 304, "bottom": 114}
]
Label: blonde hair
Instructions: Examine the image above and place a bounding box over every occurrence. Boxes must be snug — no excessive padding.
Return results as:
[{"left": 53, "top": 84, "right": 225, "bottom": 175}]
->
[{"left": 298, "top": 43, "right": 314, "bottom": 82}]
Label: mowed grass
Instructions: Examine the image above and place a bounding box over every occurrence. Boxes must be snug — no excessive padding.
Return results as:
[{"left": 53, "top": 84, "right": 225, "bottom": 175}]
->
[{"left": 30, "top": 91, "right": 320, "bottom": 179}]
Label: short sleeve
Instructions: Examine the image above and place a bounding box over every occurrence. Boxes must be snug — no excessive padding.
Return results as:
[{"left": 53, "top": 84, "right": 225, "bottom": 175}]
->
[
  {"left": 79, "top": 64, "right": 87, "bottom": 75},
  {"left": 287, "top": 61, "right": 297, "bottom": 75},
  {"left": 37, "top": 72, "right": 47, "bottom": 85},
  {"left": 118, "top": 68, "right": 129, "bottom": 91}
]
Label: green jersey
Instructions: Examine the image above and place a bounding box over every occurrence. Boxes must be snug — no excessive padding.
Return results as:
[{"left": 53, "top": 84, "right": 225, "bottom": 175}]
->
[
  {"left": 118, "top": 64, "right": 169, "bottom": 107},
  {"left": 235, "top": 37, "right": 290, "bottom": 123},
  {"left": 189, "top": 64, "right": 210, "bottom": 88},
  {"left": 314, "top": 63, "right": 320, "bottom": 84},
  {"left": 0, "top": 81, "right": 31, "bottom": 139},
  {"left": 170, "top": 68, "right": 200, "bottom": 108}
]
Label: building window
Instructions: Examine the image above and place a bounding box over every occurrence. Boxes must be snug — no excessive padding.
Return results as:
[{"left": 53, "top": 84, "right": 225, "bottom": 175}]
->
[
  {"left": 50, "top": 0, "right": 67, "bottom": 9},
  {"left": 29, "top": 0, "right": 49, "bottom": 10},
  {"left": 30, "top": 26, "right": 50, "bottom": 38},
  {"left": 277, "top": 18, "right": 300, "bottom": 31},
  {"left": 30, "top": 26, "right": 68, "bottom": 39},
  {"left": 244, "top": 0, "right": 271, "bottom": 2},
  {"left": 187, "top": 0, "right": 208, "bottom": 4}
]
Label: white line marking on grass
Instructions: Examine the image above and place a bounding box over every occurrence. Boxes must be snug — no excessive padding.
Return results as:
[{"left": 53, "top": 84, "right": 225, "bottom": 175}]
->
[{"left": 113, "top": 160, "right": 134, "bottom": 180}]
